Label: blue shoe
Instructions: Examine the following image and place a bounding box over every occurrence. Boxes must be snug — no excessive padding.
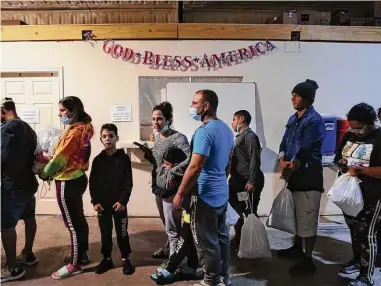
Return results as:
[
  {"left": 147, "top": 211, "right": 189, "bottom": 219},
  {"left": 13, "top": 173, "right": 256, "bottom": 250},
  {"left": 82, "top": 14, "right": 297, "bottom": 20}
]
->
[{"left": 150, "top": 269, "right": 175, "bottom": 283}]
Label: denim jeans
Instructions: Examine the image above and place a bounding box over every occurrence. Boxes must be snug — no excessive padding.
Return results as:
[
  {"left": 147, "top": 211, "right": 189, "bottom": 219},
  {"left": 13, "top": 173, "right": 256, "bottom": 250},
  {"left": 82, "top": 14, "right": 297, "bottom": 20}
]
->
[{"left": 193, "top": 197, "right": 229, "bottom": 285}]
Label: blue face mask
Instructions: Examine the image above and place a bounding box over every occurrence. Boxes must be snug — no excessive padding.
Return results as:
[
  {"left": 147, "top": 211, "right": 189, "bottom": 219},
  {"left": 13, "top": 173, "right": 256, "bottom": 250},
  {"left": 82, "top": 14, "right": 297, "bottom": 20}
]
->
[
  {"left": 159, "top": 124, "right": 169, "bottom": 134},
  {"left": 236, "top": 124, "right": 242, "bottom": 133},
  {"left": 60, "top": 114, "right": 73, "bottom": 125},
  {"left": 189, "top": 107, "right": 201, "bottom": 121}
]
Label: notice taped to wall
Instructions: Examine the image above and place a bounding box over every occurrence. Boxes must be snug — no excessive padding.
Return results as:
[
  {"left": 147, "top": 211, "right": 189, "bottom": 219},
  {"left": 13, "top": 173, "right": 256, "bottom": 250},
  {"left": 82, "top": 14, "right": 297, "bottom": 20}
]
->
[
  {"left": 20, "top": 106, "right": 40, "bottom": 124},
  {"left": 111, "top": 105, "right": 132, "bottom": 122}
]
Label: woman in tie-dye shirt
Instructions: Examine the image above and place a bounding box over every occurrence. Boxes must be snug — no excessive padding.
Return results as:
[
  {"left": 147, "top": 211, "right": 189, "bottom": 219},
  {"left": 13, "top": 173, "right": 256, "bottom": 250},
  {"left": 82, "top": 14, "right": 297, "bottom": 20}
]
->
[{"left": 40, "top": 96, "right": 94, "bottom": 280}]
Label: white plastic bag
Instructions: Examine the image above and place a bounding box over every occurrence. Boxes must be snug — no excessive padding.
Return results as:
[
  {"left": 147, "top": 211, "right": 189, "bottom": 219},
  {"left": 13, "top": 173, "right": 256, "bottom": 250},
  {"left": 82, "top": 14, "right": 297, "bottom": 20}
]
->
[
  {"left": 266, "top": 185, "right": 296, "bottom": 235},
  {"left": 226, "top": 202, "right": 240, "bottom": 226},
  {"left": 238, "top": 213, "right": 272, "bottom": 259},
  {"left": 327, "top": 173, "right": 364, "bottom": 217}
]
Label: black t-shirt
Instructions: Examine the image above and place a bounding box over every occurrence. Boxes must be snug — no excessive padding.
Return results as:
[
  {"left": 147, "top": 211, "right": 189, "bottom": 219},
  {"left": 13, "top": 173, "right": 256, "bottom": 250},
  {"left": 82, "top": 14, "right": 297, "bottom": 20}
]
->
[{"left": 334, "top": 128, "right": 381, "bottom": 204}]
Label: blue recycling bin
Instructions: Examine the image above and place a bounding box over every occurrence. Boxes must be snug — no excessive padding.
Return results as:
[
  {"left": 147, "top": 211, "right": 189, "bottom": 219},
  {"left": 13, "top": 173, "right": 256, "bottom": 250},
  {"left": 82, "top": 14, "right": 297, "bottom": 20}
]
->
[{"left": 321, "top": 114, "right": 337, "bottom": 157}]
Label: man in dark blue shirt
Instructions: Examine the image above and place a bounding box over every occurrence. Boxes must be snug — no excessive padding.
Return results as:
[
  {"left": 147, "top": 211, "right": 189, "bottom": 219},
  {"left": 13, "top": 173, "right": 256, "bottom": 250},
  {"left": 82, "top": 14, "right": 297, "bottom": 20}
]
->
[{"left": 277, "top": 80, "right": 325, "bottom": 277}]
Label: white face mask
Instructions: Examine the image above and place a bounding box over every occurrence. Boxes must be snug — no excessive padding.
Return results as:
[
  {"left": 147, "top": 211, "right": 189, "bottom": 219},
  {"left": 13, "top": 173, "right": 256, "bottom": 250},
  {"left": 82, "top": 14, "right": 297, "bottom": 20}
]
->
[{"left": 235, "top": 124, "right": 242, "bottom": 133}]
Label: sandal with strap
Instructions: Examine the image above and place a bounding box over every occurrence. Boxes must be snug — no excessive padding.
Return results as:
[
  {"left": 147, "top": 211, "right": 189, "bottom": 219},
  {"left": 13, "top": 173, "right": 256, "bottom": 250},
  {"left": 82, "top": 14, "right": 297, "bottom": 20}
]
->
[{"left": 51, "top": 265, "right": 83, "bottom": 280}]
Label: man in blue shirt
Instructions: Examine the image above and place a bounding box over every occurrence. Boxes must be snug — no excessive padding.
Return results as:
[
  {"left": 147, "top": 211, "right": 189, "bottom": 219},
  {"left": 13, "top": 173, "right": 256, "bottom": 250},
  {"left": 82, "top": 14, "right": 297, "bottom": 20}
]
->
[
  {"left": 277, "top": 80, "right": 325, "bottom": 277},
  {"left": 173, "top": 89, "right": 234, "bottom": 286}
]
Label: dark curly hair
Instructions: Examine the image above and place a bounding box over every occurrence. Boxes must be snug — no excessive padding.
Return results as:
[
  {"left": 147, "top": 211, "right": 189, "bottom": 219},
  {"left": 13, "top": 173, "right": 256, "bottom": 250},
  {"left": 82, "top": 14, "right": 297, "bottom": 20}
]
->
[
  {"left": 347, "top": 103, "right": 377, "bottom": 125},
  {"left": 152, "top": 101, "right": 173, "bottom": 125}
]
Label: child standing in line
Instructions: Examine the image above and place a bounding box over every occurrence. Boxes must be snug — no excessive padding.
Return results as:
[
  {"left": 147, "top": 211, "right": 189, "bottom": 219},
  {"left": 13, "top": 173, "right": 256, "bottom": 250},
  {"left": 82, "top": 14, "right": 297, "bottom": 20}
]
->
[
  {"left": 150, "top": 147, "right": 201, "bottom": 284},
  {"left": 89, "top": 123, "right": 134, "bottom": 275}
]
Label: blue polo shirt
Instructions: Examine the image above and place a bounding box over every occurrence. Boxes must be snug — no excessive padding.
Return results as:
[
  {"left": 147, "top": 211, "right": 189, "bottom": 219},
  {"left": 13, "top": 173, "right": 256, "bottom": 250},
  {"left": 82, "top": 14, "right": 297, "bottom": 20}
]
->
[{"left": 192, "top": 119, "right": 234, "bottom": 207}]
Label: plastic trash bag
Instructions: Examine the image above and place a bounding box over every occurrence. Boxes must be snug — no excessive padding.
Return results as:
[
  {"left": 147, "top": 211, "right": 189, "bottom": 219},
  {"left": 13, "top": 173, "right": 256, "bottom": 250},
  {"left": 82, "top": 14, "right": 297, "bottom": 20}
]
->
[
  {"left": 327, "top": 173, "right": 363, "bottom": 217},
  {"left": 226, "top": 202, "right": 240, "bottom": 226},
  {"left": 266, "top": 185, "right": 296, "bottom": 235},
  {"left": 34, "top": 125, "right": 62, "bottom": 172},
  {"left": 238, "top": 213, "right": 272, "bottom": 259}
]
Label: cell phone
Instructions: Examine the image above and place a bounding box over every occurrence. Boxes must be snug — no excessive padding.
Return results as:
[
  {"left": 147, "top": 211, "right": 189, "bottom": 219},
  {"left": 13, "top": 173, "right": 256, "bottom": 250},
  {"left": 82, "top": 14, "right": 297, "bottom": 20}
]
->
[{"left": 133, "top": 141, "right": 147, "bottom": 149}]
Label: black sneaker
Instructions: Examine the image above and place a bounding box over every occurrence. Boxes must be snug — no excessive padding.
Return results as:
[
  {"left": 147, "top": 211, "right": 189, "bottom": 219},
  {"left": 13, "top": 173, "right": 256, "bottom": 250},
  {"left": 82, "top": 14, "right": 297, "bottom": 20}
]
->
[
  {"left": 64, "top": 251, "right": 90, "bottom": 265},
  {"left": 16, "top": 250, "right": 38, "bottom": 266},
  {"left": 277, "top": 245, "right": 305, "bottom": 259},
  {"left": 289, "top": 257, "right": 317, "bottom": 277},
  {"left": 1, "top": 266, "right": 26, "bottom": 283},
  {"left": 339, "top": 260, "right": 360, "bottom": 275},
  {"left": 95, "top": 258, "right": 113, "bottom": 274},
  {"left": 348, "top": 276, "right": 374, "bottom": 286},
  {"left": 122, "top": 258, "right": 135, "bottom": 275}
]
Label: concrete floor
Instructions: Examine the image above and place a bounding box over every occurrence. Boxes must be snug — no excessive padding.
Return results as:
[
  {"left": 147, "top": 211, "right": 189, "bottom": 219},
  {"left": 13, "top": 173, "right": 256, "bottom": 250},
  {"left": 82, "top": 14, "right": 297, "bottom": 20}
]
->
[{"left": 1, "top": 216, "right": 380, "bottom": 286}]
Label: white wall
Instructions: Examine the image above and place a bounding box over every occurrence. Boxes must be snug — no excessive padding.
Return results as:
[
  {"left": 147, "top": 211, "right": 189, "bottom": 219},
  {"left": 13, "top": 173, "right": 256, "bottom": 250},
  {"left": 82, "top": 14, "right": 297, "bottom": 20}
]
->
[{"left": 2, "top": 40, "right": 381, "bottom": 216}]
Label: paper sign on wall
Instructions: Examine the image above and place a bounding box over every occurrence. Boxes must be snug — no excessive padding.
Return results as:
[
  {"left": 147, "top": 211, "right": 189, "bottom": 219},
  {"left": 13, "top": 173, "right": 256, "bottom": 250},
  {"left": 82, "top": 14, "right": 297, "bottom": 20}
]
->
[
  {"left": 111, "top": 105, "right": 132, "bottom": 122},
  {"left": 20, "top": 107, "right": 40, "bottom": 124}
]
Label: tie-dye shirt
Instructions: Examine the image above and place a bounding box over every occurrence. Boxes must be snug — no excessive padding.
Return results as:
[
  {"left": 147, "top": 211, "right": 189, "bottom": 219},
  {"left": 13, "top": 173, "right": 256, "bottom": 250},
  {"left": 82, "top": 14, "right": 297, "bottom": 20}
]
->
[{"left": 41, "top": 122, "right": 94, "bottom": 181}]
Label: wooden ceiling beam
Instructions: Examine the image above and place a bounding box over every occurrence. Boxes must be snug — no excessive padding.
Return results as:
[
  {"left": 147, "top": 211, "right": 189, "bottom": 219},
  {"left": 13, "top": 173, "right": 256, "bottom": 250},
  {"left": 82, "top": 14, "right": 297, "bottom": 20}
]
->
[
  {"left": 1, "top": 24, "right": 178, "bottom": 41},
  {"left": 1, "top": 23, "right": 381, "bottom": 42},
  {"left": 1, "top": 1, "right": 178, "bottom": 10}
]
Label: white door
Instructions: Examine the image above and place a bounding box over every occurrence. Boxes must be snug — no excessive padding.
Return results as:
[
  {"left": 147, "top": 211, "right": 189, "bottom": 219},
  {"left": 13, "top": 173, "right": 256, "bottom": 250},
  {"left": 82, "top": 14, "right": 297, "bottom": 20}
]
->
[{"left": 1, "top": 71, "right": 62, "bottom": 215}]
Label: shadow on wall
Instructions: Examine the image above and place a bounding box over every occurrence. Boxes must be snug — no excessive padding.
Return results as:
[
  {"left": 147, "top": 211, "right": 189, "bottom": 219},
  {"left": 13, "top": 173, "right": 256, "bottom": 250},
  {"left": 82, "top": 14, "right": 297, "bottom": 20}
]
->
[{"left": 254, "top": 83, "right": 279, "bottom": 174}]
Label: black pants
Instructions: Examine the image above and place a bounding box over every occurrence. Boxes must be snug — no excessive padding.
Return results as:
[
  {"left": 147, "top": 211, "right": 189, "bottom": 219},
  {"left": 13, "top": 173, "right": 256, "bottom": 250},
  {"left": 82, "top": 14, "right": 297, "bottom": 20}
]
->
[
  {"left": 98, "top": 208, "right": 131, "bottom": 259},
  {"left": 344, "top": 201, "right": 381, "bottom": 284},
  {"left": 166, "top": 215, "right": 199, "bottom": 273},
  {"left": 56, "top": 175, "right": 89, "bottom": 266},
  {"left": 228, "top": 176, "right": 263, "bottom": 244},
  {"left": 192, "top": 197, "right": 229, "bottom": 285}
]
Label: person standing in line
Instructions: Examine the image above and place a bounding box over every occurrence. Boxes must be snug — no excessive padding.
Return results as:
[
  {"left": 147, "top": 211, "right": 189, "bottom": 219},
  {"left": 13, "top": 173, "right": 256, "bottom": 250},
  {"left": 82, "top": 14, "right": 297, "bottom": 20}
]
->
[
  {"left": 140, "top": 102, "right": 191, "bottom": 259},
  {"left": 173, "top": 89, "right": 234, "bottom": 286},
  {"left": 1, "top": 98, "right": 39, "bottom": 283},
  {"left": 229, "top": 110, "right": 265, "bottom": 250},
  {"left": 39, "top": 96, "right": 94, "bottom": 280},
  {"left": 89, "top": 124, "right": 135, "bottom": 275},
  {"left": 277, "top": 80, "right": 326, "bottom": 276},
  {"left": 334, "top": 103, "right": 381, "bottom": 286}
]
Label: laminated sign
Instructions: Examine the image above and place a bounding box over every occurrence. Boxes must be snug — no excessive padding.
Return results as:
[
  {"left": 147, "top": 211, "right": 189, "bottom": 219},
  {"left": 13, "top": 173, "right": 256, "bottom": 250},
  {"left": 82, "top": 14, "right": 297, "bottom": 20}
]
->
[
  {"left": 111, "top": 105, "right": 132, "bottom": 122},
  {"left": 20, "top": 107, "right": 40, "bottom": 124}
]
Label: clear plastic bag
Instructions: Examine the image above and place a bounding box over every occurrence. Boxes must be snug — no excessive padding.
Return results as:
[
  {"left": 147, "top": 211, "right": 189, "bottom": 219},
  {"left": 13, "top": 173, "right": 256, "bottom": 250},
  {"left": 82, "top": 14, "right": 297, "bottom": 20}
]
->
[
  {"left": 238, "top": 214, "right": 272, "bottom": 259},
  {"left": 327, "top": 173, "right": 364, "bottom": 217},
  {"left": 35, "top": 125, "right": 62, "bottom": 165},
  {"left": 226, "top": 202, "right": 240, "bottom": 226},
  {"left": 266, "top": 185, "right": 296, "bottom": 235},
  {"left": 238, "top": 193, "right": 272, "bottom": 259}
]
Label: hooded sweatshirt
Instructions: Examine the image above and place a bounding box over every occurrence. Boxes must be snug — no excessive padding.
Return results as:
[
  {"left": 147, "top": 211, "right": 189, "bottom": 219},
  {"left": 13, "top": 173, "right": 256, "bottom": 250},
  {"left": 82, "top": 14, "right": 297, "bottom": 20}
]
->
[
  {"left": 41, "top": 122, "right": 94, "bottom": 180},
  {"left": 89, "top": 149, "right": 133, "bottom": 207}
]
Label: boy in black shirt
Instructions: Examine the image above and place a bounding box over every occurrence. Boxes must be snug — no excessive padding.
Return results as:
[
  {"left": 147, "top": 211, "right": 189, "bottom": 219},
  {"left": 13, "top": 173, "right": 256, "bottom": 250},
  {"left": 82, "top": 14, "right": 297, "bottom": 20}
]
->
[{"left": 89, "top": 124, "right": 134, "bottom": 275}]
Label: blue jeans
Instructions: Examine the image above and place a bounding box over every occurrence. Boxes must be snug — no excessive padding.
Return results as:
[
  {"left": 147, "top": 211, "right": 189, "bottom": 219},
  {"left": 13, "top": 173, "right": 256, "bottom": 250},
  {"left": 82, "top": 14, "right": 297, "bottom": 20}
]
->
[{"left": 193, "top": 197, "right": 229, "bottom": 285}]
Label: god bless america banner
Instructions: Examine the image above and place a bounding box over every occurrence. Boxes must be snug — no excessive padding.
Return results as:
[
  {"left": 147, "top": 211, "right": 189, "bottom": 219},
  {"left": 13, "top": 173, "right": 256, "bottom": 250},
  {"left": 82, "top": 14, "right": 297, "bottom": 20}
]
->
[{"left": 102, "top": 40, "right": 276, "bottom": 70}]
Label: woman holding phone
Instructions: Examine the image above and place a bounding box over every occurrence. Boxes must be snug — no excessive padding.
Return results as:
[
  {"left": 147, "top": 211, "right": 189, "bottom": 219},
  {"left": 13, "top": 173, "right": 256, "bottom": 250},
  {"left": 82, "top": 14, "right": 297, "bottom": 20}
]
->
[
  {"left": 140, "top": 102, "right": 191, "bottom": 259},
  {"left": 334, "top": 103, "right": 381, "bottom": 286}
]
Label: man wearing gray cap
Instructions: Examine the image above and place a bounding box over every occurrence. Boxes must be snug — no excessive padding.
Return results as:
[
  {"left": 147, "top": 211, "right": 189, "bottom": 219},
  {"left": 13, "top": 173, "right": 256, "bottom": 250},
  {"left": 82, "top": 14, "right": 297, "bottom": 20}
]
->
[
  {"left": 1, "top": 97, "right": 39, "bottom": 283},
  {"left": 276, "top": 80, "right": 325, "bottom": 276}
]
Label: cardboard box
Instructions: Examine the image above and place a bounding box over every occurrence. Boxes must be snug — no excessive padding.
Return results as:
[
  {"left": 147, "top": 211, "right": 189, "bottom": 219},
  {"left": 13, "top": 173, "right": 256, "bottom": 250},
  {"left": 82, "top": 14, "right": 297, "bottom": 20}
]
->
[
  {"left": 350, "top": 17, "right": 366, "bottom": 26},
  {"left": 298, "top": 10, "right": 315, "bottom": 25},
  {"left": 265, "top": 12, "right": 297, "bottom": 25},
  {"left": 314, "top": 12, "right": 331, "bottom": 25}
]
